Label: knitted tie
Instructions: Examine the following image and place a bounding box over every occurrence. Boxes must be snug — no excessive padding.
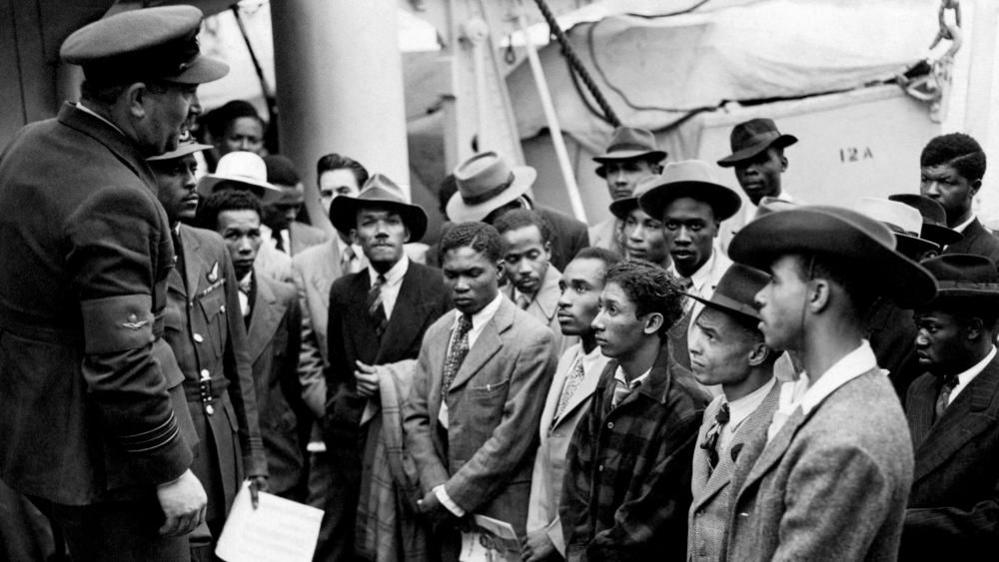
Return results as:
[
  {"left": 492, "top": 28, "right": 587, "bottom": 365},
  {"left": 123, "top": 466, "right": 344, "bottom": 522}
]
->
[
  {"left": 934, "top": 374, "right": 960, "bottom": 422},
  {"left": 700, "top": 402, "right": 730, "bottom": 471},
  {"left": 441, "top": 314, "right": 473, "bottom": 400},
  {"left": 367, "top": 274, "right": 388, "bottom": 338},
  {"left": 553, "top": 358, "right": 586, "bottom": 422}
]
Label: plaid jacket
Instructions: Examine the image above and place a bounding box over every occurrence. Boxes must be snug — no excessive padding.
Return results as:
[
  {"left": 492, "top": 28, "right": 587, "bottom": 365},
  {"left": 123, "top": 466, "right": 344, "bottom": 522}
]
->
[{"left": 561, "top": 345, "right": 708, "bottom": 561}]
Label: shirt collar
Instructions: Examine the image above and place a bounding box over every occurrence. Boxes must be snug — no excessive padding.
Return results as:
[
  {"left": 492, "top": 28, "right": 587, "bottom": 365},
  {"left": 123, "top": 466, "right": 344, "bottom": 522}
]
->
[
  {"left": 75, "top": 102, "right": 126, "bottom": 137},
  {"left": 954, "top": 214, "right": 977, "bottom": 234},
  {"left": 789, "top": 340, "right": 879, "bottom": 415},
  {"left": 462, "top": 292, "right": 504, "bottom": 331},
  {"left": 953, "top": 345, "right": 996, "bottom": 389},
  {"left": 614, "top": 364, "right": 651, "bottom": 389},
  {"left": 726, "top": 377, "right": 776, "bottom": 429},
  {"left": 669, "top": 248, "right": 729, "bottom": 293},
  {"left": 368, "top": 255, "right": 409, "bottom": 287}
]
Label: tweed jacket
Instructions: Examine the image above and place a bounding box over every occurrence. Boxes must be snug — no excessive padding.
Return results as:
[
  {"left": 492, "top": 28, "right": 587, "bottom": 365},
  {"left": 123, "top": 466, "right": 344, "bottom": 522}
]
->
[
  {"left": 725, "top": 368, "right": 914, "bottom": 561},
  {"left": 246, "top": 273, "right": 309, "bottom": 498},
  {"left": 900, "top": 354, "right": 999, "bottom": 560},
  {"left": 561, "top": 346, "right": 708, "bottom": 561},
  {"left": 164, "top": 225, "right": 266, "bottom": 522},
  {"left": 537, "top": 206, "right": 589, "bottom": 272},
  {"left": 944, "top": 218, "right": 999, "bottom": 264},
  {"left": 0, "top": 103, "right": 193, "bottom": 504},
  {"left": 403, "top": 297, "right": 557, "bottom": 536},
  {"left": 527, "top": 343, "right": 612, "bottom": 555},
  {"left": 502, "top": 264, "right": 576, "bottom": 354},
  {"left": 687, "top": 383, "right": 780, "bottom": 562}
]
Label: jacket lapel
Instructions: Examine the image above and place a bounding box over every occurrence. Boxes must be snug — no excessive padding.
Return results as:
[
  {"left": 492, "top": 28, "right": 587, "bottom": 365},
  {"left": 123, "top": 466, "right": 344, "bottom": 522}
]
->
[
  {"left": 375, "top": 265, "right": 426, "bottom": 363},
  {"left": 246, "top": 276, "right": 285, "bottom": 364},
  {"left": 913, "top": 356, "right": 999, "bottom": 483},
  {"left": 446, "top": 299, "right": 512, "bottom": 392},
  {"left": 347, "top": 272, "right": 381, "bottom": 360},
  {"left": 691, "top": 397, "right": 722, "bottom": 499},
  {"left": 906, "top": 374, "right": 938, "bottom": 449},
  {"left": 179, "top": 226, "right": 207, "bottom": 297},
  {"left": 551, "top": 357, "right": 605, "bottom": 430},
  {"left": 737, "top": 404, "right": 806, "bottom": 496},
  {"left": 533, "top": 267, "right": 561, "bottom": 323}
]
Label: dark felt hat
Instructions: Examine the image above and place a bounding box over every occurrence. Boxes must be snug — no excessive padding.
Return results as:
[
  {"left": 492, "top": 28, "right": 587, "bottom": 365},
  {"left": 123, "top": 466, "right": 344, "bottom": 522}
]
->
[
  {"left": 60, "top": 6, "right": 228, "bottom": 85},
  {"left": 593, "top": 127, "right": 667, "bottom": 176},
  {"left": 688, "top": 263, "right": 770, "bottom": 322},
  {"left": 638, "top": 160, "right": 742, "bottom": 222},
  {"left": 921, "top": 254, "right": 999, "bottom": 304},
  {"left": 855, "top": 197, "right": 940, "bottom": 260},
  {"left": 717, "top": 118, "right": 798, "bottom": 167},
  {"left": 888, "top": 193, "right": 963, "bottom": 246},
  {"left": 729, "top": 205, "right": 938, "bottom": 308},
  {"left": 330, "top": 173, "right": 428, "bottom": 241}
]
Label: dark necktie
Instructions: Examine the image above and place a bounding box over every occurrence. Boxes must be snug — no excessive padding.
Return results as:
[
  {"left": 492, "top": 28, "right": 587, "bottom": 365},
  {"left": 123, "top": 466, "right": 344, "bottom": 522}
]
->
[
  {"left": 441, "top": 314, "right": 473, "bottom": 401},
  {"left": 934, "top": 374, "right": 960, "bottom": 422},
  {"left": 700, "top": 402, "right": 730, "bottom": 471},
  {"left": 367, "top": 274, "right": 388, "bottom": 338}
]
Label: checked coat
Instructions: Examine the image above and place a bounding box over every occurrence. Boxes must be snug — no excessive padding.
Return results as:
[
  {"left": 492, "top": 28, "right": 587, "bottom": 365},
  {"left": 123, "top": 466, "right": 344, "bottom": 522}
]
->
[{"left": 561, "top": 344, "right": 708, "bottom": 561}]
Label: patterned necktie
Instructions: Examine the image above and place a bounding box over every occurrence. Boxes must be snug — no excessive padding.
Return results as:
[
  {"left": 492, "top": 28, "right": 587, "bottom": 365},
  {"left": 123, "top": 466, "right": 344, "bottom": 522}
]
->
[
  {"left": 340, "top": 244, "right": 356, "bottom": 274},
  {"left": 934, "top": 374, "right": 960, "bottom": 422},
  {"left": 517, "top": 293, "right": 532, "bottom": 310},
  {"left": 367, "top": 274, "right": 388, "bottom": 338},
  {"left": 554, "top": 358, "right": 586, "bottom": 422},
  {"left": 441, "top": 314, "right": 473, "bottom": 400},
  {"left": 701, "top": 402, "right": 730, "bottom": 471}
]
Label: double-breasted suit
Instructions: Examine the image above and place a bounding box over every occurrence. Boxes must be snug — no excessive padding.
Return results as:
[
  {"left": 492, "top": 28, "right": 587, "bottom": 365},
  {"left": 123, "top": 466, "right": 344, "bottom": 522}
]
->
[
  {"left": 900, "top": 354, "right": 999, "bottom": 560},
  {"left": 725, "top": 369, "right": 913, "bottom": 561},
  {"left": 164, "top": 225, "right": 266, "bottom": 530},
  {"left": 403, "top": 297, "right": 558, "bottom": 537},
  {"left": 245, "top": 273, "right": 309, "bottom": 499},
  {"left": 687, "top": 385, "right": 779, "bottom": 562}
]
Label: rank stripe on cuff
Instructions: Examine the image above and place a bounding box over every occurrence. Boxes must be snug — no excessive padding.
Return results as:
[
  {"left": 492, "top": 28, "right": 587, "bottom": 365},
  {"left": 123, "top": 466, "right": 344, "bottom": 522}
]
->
[{"left": 117, "top": 411, "right": 179, "bottom": 452}]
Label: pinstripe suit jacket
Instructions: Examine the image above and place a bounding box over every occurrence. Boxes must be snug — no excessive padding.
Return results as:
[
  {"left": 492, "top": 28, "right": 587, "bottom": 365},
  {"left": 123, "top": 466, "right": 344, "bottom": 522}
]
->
[{"left": 687, "top": 383, "right": 779, "bottom": 562}]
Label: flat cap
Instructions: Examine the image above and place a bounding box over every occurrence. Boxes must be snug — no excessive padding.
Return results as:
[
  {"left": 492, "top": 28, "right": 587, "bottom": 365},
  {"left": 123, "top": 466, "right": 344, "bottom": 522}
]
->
[{"left": 61, "top": 6, "right": 228, "bottom": 84}]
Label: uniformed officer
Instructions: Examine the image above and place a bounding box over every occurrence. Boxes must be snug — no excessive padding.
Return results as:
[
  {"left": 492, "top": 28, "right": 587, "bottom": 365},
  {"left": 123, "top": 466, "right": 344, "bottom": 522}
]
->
[
  {"left": 148, "top": 140, "right": 269, "bottom": 560},
  {"left": 0, "top": 6, "right": 227, "bottom": 561}
]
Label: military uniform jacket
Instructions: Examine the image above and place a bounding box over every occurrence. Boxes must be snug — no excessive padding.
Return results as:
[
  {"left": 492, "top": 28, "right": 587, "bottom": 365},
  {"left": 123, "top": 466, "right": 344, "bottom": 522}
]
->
[
  {"left": 0, "top": 103, "right": 193, "bottom": 505},
  {"left": 164, "top": 224, "right": 266, "bottom": 520}
]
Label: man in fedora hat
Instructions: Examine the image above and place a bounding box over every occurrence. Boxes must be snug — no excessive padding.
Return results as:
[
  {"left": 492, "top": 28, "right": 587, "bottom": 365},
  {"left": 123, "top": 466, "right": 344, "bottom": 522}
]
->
[
  {"left": 589, "top": 126, "right": 667, "bottom": 254},
  {"left": 609, "top": 175, "right": 671, "bottom": 269},
  {"left": 919, "top": 133, "right": 999, "bottom": 263},
  {"left": 450, "top": 151, "right": 589, "bottom": 271},
  {"left": 639, "top": 160, "right": 742, "bottom": 371},
  {"left": 723, "top": 205, "right": 937, "bottom": 560},
  {"left": 901, "top": 253, "right": 999, "bottom": 560},
  {"left": 0, "top": 6, "right": 227, "bottom": 558},
  {"left": 686, "top": 264, "right": 781, "bottom": 562},
  {"left": 322, "top": 174, "right": 451, "bottom": 560},
  {"left": 150, "top": 150, "right": 269, "bottom": 559}
]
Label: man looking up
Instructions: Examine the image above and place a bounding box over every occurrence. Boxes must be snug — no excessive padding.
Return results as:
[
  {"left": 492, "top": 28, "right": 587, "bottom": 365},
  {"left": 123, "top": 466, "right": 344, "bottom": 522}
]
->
[
  {"left": 685, "top": 264, "right": 780, "bottom": 562},
  {"left": 562, "top": 260, "right": 708, "bottom": 561},
  {"left": 523, "top": 248, "right": 621, "bottom": 562},
  {"left": 723, "top": 205, "right": 937, "bottom": 560},
  {"left": 919, "top": 132, "right": 999, "bottom": 263},
  {"left": 589, "top": 126, "right": 666, "bottom": 254},
  {"left": 0, "top": 7, "right": 226, "bottom": 558}
]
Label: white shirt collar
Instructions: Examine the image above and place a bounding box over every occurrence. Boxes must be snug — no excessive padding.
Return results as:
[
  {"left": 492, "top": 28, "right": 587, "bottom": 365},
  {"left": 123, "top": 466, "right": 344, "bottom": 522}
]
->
[
  {"left": 367, "top": 255, "right": 408, "bottom": 287},
  {"left": 948, "top": 345, "right": 996, "bottom": 405},
  {"left": 669, "top": 248, "right": 730, "bottom": 295},
  {"left": 727, "top": 377, "right": 776, "bottom": 430},
  {"left": 954, "top": 214, "right": 977, "bottom": 234},
  {"left": 613, "top": 364, "right": 651, "bottom": 389},
  {"left": 75, "top": 102, "right": 126, "bottom": 137}
]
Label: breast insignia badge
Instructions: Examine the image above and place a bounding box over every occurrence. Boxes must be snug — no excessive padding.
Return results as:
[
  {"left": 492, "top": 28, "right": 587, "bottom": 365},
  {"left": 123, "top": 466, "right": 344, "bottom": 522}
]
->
[
  {"left": 121, "top": 313, "right": 149, "bottom": 330},
  {"left": 207, "top": 261, "right": 220, "bottom": 283}
]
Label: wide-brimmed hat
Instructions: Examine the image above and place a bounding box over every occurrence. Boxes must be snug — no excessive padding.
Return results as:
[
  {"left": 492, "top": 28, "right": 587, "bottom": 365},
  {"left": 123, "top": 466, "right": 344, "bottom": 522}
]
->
[
  {"left": 729, "top": 205, "right": 938, "bottom": 308},
  {"left": 921, "top": 254, "right": 999, "bottom": 305},
  {"left": 717, "top": 118, "right": 798, "bottom": 167},
  {"left": 147, "top": 138, "right": 212, "bottom": 162},
  {"left": 888, "top": 193, "right": 963, "bottom": 246},
  {"left": 638, "top": 160, "right": 742, "bottom": 222},
  {"left": 593, "top": 127, "right": 667, "bottom": 176},
  {"left": 198, "top": 151, "right": 282, "bottom": 204},
  {"left": 688, "top": 263, "right": 770, "bottom": 322},
  {"left": 330, "top": 173, "right": 427, "bottom": 241},
  {"left": 61, "top": 6, "right": 228, "bottom": 85},
  {"left": 447, "top": 152, "right": 537, "bottom": 223},
  {"left": 855, "top": 197, "right": 939, "bottom": 259},
  {"left": 609, "top": 173, "right": 664, "bottom": 220}
]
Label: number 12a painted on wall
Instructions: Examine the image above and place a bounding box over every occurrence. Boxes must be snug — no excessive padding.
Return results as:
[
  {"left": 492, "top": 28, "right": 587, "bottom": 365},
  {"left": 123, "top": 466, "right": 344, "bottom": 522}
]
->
[{"left": 840, "top": 147, "right": 874, "bottom": 163}]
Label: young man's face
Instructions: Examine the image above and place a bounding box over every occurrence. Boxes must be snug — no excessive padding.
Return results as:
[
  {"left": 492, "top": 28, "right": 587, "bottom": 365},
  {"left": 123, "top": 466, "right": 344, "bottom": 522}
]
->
[
  {"left": 218, "top": 116, "right": 264, "bottom": 156},
  {"left": 914, "top": 308, "right": 971, "bottom": 376},
  {"left": 592, "top": 281, "right": 655, "bottom": 359},
  {"left": 689, "top": 306, "right": 759, "bottom": 386},
  {"left": 920, "top": 163, "right": 980, "bottom": 226},
  {"left": 557, "top": 257, "right": 606, "bottom": 337},
  {"left": 217, "top": 209, "right": 263, "bottom": 279},
  {"left": 151, "top": 153, "right": 200, "bottom": 223},
  {"left": 663, "top": 197, "right": 718, "bottom": 278},
  {"left": 352, "top": 208, "right": 409, "bottom": 271},
  {"left": 602, "top": 159, "right": 656, "bottom": 201},
  {"left": 443, "top": 245, "right": 503, "bottom": 315},
  {"left": 622, "top": 208, "right": 668, "bottom": 265},
  {"left": 734, "top": 147, "right": 786, "bottom": 205},
  {"left": 501, "top": 224, "right": 551, "bottom": 297},
  {"left": 319, "top": 169, "right": 361, "bottom": 214},
  {"left": 754, "top": 255, "right": 808, "bottom": 351}
]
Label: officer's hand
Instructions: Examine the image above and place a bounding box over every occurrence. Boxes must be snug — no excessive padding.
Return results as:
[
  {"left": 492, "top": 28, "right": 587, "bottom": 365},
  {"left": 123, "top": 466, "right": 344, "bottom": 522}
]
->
[
  {"left": 249, "top": 475, "right": 269, "bottom": 509},
  {"left": 522, "top": 529, "right": 557, "bottom": 561},
  {"left": 354, "top": 361, "right": 381, "bottom": 397},
  {"left": 156, "top": 469, "right": 207, "bottom": 537}
]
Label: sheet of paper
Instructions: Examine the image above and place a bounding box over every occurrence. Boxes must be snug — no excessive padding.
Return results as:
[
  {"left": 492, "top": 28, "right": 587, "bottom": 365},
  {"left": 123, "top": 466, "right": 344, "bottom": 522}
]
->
[
  {"left": 459, "top": 514, "right": 520, "bottom": 562},
  {"left": 215, "top": 481, "right": 324, "bottom": 562}
]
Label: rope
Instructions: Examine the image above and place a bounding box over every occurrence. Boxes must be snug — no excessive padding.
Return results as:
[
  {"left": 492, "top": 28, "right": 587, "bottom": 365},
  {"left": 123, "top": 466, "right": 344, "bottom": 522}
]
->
[{"left": 532, "top": 0, "right": 621, "bottom": 127}]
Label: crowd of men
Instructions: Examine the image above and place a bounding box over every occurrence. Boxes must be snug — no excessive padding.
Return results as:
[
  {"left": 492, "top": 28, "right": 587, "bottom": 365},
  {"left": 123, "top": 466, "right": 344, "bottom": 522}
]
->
[{"left": 0, "top": 5, "right": 997, "bottom": 562}]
